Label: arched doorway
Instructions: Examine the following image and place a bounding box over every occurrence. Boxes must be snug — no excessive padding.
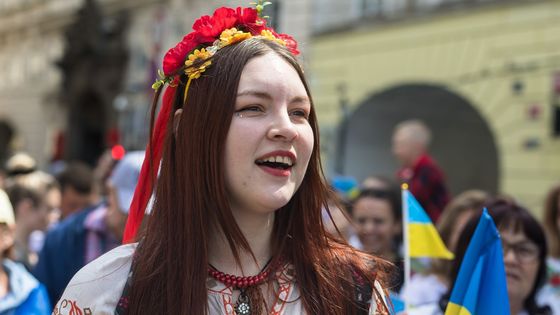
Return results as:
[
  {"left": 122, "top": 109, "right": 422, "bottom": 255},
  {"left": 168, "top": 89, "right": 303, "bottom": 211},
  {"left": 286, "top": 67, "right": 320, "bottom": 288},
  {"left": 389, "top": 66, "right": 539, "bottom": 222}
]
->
[{"left": 341, "top": 84, "right": 499, "bottom": 196}]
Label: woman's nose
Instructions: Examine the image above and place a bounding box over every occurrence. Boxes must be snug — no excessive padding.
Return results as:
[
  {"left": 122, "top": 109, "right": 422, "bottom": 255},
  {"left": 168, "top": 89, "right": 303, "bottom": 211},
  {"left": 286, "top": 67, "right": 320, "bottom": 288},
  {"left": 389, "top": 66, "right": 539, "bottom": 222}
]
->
[
  {"left": 503, "top": 246, "right": 518, "bottom": 264},
  {"left": 267, "top": 111, "right": 298, "bottom": 141}
]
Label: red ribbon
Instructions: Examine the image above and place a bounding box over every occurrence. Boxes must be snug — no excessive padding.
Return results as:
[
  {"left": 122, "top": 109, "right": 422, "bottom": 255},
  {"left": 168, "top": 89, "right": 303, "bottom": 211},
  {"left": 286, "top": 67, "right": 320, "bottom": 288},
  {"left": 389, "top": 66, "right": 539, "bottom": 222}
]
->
[{"left": 122, "top": 83, "right": 177, "bottom": 244}]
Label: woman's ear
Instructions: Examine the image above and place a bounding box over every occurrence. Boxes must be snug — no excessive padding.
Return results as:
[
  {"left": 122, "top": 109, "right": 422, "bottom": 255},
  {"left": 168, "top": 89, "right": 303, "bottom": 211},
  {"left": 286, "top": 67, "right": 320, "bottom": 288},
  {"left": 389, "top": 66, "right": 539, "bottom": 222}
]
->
[{"left": 173, "top": 109, "right": 183, "bottom": 138}]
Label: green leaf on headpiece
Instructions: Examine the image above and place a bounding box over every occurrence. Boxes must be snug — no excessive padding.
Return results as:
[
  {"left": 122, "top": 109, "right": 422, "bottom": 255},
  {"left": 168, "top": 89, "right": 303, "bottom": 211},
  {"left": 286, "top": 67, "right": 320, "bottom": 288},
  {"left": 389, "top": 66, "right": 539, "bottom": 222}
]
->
[
  {"left": 152, "top": 80, "right": 163, "bottom": 90},
  {"left": 263, "top": 1, "right": 272, "bottom": 6},
  {"left": 157, "top": 69, "right": 165, "bottom": 79}
]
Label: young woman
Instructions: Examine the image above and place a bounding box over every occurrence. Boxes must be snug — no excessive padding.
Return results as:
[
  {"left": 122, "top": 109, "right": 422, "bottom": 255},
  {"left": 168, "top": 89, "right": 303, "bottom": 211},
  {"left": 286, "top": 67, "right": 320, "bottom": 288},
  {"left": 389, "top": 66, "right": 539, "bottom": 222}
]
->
[
  {"left": 54, "top": 4, "right": 392, "bottom": 315},
  {"left": 351, "top": 188, "right": 402, "bottom": 263}
]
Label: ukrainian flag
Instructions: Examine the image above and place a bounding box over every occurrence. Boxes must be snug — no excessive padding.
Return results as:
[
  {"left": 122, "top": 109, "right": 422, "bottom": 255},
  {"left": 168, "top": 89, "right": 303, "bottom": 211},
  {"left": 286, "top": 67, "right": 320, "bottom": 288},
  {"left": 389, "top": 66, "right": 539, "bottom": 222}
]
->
[
  {"left": 404, "top": 188, "right": 454, "bottom": 259},
  {"left": 445, "top": 209, "right": 509, "bottom": 315}
]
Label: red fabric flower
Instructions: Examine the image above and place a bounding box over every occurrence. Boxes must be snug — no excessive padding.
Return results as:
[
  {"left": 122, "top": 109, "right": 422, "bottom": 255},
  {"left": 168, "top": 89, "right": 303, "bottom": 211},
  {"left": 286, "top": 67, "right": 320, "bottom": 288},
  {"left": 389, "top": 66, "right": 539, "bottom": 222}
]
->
[
  {"left": 276, "top": 33, "right": 300, "bottom": 55},
  {"left": 162, "top": 6, "right": 299, "bottom": 76},
  {"left": 236, "top": 7, "right": 267, "bottom": 34},
  {"left": 193, "top": 7, "right": 237, "bottom": 43},
  {"left": 162, "top": 33, "right": 198, "bottom": 76}
]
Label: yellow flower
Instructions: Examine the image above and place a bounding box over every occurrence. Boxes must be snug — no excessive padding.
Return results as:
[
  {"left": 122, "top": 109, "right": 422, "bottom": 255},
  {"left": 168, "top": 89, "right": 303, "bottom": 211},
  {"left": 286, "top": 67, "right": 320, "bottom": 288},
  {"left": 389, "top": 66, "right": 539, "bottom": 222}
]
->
[
  {"left": 184, "top": 48, "right": 213, "bottom": 79},
  {"left": 260, "top": 29, "right": 285, "bottom": 46},
  {"left": 220, "top": 28, "right": 252, "bottom": 47},
  {"left": 185, "top": 48, "right": 211, "bottom": 67}
]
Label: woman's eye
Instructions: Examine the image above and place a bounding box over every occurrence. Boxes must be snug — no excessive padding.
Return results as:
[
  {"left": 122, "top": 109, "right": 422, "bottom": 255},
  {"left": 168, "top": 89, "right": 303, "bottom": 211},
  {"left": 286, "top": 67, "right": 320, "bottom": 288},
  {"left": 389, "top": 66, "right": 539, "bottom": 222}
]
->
[
  {"left": 235, "top": 105, "right": 263, "bottom": 117},
  {"left": 290, "top": 109, "right": 309, "bottom": 119}
]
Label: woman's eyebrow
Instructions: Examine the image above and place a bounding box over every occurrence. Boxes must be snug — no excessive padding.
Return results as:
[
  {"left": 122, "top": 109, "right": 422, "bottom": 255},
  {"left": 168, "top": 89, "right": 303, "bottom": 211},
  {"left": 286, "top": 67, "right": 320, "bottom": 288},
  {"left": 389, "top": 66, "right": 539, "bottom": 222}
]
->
[
  {"left": 236, "top": 90, "right": 272, "bottom": 100},
  {"left": 290, "top": 95, "right": 310, "bottom": 105},
  {"left": 237, "top": 90, "right": 310, "bottom": 105}
]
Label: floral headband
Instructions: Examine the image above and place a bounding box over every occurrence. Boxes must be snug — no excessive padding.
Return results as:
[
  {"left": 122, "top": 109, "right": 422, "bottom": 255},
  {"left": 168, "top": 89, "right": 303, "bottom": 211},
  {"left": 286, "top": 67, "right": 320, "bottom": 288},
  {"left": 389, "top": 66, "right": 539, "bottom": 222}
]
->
[
  {"left": 122, "top": 2, "right": 299, "bottom": 243},
  {"left": 152, "top": 4, "right": 299, "bottom": 101}
]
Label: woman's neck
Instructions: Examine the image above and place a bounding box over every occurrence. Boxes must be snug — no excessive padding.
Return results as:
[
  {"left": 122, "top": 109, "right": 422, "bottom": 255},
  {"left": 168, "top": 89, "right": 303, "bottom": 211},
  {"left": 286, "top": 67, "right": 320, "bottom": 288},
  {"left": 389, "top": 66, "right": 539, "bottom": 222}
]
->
[
  {"left": 509, "top": 298, "right": 523, "bottom": 315},
  {"left": 208, "top": 210, "right": 274, "bottom": 277}
]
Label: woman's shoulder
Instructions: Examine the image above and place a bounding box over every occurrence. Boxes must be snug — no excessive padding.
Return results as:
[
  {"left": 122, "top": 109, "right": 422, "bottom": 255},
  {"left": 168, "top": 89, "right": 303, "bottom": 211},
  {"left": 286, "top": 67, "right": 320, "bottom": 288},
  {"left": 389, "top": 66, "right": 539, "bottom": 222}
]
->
[{"left": 53, "top": 243, "right": 137, "bottom": 315}]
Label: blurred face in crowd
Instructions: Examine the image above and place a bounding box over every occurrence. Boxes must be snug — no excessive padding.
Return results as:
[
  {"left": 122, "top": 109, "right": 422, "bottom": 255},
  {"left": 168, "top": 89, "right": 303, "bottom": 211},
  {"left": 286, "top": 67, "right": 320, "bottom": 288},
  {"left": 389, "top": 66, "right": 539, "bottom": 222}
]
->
[
  {"left": 353, "top": 196, "right": 400, "bottom": 257},
  {"left": 15, "top": 196, "right": 51, "bottom": 232},
  {"left": 106, "top": 184, "right": 128, "bottom": 241},
  {"left": 501, "top": 227, "right": 540, "bottom": 304},
  {"left": 0, "top": 224, "right": 14, "bottom": 258},
  {"left": 60, "top": 186, "right": 90, "bottom": 218},
  {"left": 45, "top": 186, "right": 61, "bottom": 226},
  {"left": 392, "top": 128, "right": 422, "bottom": 167},
  {"left": 31, "top": 199, "right": 51, "bottom": 232}
]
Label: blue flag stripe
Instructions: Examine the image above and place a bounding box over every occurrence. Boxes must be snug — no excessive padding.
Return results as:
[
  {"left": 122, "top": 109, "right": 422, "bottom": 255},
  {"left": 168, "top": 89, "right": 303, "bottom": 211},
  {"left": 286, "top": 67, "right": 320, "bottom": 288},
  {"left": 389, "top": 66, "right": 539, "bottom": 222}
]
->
[{"left": 406, "top": 191, "right": 432, "bottom": 224}]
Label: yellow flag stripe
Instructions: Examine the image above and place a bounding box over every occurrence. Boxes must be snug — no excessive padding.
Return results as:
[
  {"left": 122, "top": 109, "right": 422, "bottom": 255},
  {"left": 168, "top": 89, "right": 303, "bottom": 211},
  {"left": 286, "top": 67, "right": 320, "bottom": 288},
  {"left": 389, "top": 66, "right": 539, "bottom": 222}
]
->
[
  {"left": 445, "top": 302, "right": 472, "bottom": 315},
  {"left": 409, "top": 223, "right": 454, "bottom": 259}
]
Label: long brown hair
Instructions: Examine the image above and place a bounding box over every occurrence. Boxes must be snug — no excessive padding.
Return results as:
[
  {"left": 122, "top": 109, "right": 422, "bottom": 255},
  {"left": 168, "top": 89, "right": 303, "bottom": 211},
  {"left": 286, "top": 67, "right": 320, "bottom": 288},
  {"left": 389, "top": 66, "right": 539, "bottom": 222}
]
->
[{"left": 127, "top": 38, "right": 388, "bottom": 314}]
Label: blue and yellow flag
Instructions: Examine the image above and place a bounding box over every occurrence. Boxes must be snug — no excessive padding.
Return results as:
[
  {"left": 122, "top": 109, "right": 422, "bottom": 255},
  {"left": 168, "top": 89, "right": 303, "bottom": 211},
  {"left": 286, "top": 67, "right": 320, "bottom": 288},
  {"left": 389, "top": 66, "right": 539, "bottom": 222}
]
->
[
  {"left": 405, "top": 189, "right": 454, "bottom": 259},
  {"left": 445, "top": 209, "right": 509, "bottom": 315}
]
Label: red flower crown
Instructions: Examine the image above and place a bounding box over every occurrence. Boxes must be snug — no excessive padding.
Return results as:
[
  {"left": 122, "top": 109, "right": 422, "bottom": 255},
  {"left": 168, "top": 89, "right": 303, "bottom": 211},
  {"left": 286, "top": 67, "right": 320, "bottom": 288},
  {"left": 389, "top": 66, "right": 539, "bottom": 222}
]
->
[{"left": 152, "top": 5, "right": 299, "bottom": 90}]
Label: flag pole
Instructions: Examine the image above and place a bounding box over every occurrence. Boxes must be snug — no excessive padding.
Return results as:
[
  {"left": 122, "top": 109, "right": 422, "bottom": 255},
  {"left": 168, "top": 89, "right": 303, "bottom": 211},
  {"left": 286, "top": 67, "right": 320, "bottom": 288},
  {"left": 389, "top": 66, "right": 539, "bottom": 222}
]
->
[{"left": 402, "top": 183, "right": 410, "bottom": 312}]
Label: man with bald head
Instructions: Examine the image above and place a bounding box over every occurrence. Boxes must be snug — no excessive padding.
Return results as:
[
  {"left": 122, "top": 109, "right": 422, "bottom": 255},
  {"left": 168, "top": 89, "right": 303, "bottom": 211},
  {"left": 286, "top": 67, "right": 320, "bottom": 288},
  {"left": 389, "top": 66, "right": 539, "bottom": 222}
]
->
[{"left": 392, "top": 120, "right": 450, "bottom": 223}]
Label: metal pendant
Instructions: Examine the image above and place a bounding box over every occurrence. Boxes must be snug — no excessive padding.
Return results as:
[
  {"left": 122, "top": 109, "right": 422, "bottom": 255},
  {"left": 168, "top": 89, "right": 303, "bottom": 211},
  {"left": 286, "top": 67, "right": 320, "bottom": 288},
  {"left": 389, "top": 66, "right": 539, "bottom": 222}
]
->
[{"left": 235, "top": 290, "right": 251, "bottom": 315}]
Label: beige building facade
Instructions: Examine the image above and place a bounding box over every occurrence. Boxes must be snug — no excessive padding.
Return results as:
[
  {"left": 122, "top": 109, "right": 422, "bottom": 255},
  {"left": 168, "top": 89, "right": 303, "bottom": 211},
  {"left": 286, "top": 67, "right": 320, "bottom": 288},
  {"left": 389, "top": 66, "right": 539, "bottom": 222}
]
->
[{"left": 309, "top": 0, "right": 560, "bottom": 215}]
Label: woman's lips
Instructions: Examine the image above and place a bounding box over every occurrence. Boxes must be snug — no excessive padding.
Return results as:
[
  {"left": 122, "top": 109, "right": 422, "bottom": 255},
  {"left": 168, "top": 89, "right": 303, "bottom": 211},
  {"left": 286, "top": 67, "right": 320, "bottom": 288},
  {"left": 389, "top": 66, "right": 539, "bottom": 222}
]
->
[{"left": 258, "top": 164, "right": 291, "bottom": 177}]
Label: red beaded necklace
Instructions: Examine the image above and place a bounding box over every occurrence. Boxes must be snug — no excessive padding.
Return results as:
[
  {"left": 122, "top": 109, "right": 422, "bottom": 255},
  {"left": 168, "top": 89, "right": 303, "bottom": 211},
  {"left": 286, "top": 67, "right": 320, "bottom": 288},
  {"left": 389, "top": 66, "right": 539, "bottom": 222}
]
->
[
  {"left": 208, "top": 258, "right": 277, "bottom": 315},
  {"left": 207, "top": 258, "right": 275, "bottom": 289}
]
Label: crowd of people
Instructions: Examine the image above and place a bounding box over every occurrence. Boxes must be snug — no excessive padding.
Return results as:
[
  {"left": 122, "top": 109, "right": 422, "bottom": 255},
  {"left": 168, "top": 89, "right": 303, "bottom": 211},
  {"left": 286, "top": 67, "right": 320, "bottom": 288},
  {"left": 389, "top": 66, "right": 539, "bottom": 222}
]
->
[
  {"left": 0, "top": 149, "right": 143, "bottom": 314},
  {"left": 0, "top": 3, "right": 557, "bottom": 315},
  {"left": 330, "top": 120, "right": 560, "bottom": 314}
]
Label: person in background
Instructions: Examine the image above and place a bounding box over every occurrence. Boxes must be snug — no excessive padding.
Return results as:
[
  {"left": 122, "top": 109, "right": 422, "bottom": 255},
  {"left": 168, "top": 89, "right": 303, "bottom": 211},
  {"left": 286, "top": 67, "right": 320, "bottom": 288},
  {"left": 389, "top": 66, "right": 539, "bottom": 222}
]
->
[
  {"left": 400, "top": 189, "right": 489, "bottom": 308},
  {"left": 409, "top": 198, "right": 552, "bottom": 315},
  {"left": 361, "top": 174, "right": 395, "bottom": 191},
  {"left": 0, "top": 188, "right": 50, "bottom": 314},
  {"left": 4, "top": 171, "right": 58, "bottom": 269},
  {"left": 55, "top": 161, "right": 96, "bottom": 220},
  {"left": 392, "top": 120, "right": 450, "bottom": 223},
  {"left": 4, "top": 153, "right": 37, "bottom": 179},
  {"left": 538, "top": 183, "right": 560, "bottom": 314},
  {"left": 33, "top": 151, "right": 143, "bottom": 305},
  {"left": 351, "top": 188, "right": 403, "bottom": 287}
]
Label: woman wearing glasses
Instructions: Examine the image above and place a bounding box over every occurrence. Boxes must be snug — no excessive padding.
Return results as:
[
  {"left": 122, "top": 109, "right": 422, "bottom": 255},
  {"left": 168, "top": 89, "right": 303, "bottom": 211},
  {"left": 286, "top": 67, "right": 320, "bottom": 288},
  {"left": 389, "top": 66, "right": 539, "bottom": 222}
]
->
[
  {"left": 450, "top": 198, "right": 550, "bottom": 315},
  {"left": 408, "top": 198, "right": 552, "bottom": 315}
]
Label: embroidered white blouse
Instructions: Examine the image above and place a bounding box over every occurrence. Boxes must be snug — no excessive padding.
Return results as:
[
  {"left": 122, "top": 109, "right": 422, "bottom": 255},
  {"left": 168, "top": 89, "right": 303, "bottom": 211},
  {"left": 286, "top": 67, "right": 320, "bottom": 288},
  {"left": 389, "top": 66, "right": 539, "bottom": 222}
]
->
[{"left": 53, "top": 244, "right": 391, "bottom": 315}]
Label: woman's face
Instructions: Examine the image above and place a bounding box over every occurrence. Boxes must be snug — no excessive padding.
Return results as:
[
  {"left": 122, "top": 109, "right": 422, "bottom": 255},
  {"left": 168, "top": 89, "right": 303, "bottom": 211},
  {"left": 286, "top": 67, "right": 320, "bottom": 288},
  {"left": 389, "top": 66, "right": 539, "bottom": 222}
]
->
[
  {"left": 353, "top": 196, "right": 400, "bottom": 255},
  {"left": 501, "top": 227, "right": 541, "bottom": 303},
  {"left": 224, "top": 52, "right": 313, "bottom": 217}
]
